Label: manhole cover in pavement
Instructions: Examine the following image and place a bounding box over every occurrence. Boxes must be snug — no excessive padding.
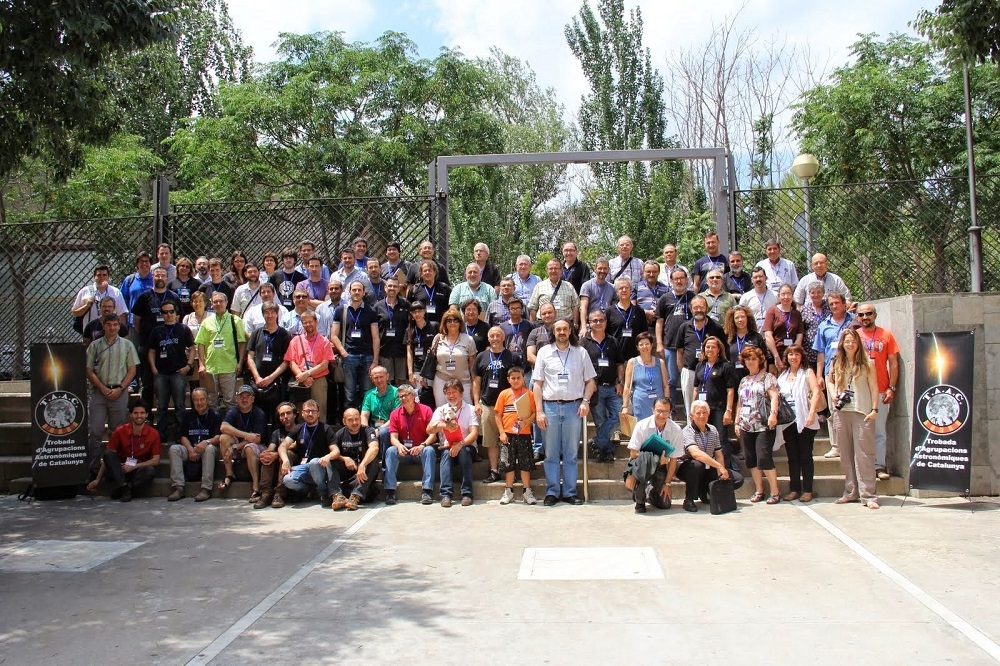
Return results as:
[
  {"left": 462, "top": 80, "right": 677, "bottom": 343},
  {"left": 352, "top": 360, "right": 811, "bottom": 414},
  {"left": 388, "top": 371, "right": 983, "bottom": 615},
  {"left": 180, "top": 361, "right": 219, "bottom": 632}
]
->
[
  {"left": 0, "top": 540, "right": 145, "bottom": 572},
  {"left": 517, "top": 547, "right": 664, "bottom": 580}
]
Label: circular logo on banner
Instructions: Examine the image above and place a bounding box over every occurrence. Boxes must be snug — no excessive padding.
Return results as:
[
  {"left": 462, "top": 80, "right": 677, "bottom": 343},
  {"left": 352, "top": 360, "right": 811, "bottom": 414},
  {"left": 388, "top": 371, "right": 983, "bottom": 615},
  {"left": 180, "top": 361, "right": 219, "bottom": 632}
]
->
[
  {"left": 916, "top": 384, "right": 969, "bottom": 436},
  {"left": 34, "top": 391, "right": 85, "bottom": 435}
]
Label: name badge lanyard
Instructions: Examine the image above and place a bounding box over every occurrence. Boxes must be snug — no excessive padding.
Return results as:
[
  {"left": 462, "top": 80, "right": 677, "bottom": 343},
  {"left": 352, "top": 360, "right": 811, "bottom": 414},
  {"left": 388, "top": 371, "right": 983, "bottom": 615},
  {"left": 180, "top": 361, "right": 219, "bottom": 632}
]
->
[
  {"left": 263, "top": 330, "right": 275, "bottom": 358},
  {"left": 643, "top": 359, "right": 657, "bottom": 391},
  {"left": 466, "top": 324, "right": 478, "bottom": 338},
  {"left": 555, "top": 346, "right": 571, "bottom": 381},
  {"left": 129, "top": 433, "right": 142, "bottom": 459},
  {"left": 301, "top": 424, "right": 317, "bottom": 460},
  {"left": 240, "top": 410, "right": 254, "bottom": 434},
  {"left": 402, "top": 409, "right": 416, "bottom": 441},
  {"left": 595, "top": 282, "right": 611, "bottom": 310},
  {"left": 593, "top": 338, "right": 607, "bottom": 367},
  {"left": 702, "top": 362, "right": 714, "bottom": 386},
  {"left": 348, "top": 306, "right": 364, "bottom": 338},
  {"left": 859, "top": 328, "right": 877, "bottom": 356},
  {"left": 488, "top": 350, "right": 503, "bottom": 378},
  {"left": 423, "top": 284, "right": 436, "bottom": 306},
  {"left": 384, "top": 300, "right": 395, "bottom": 334},
  {"left": 304, "top": 332, "right": 324, "bottom": 369},
  {"left": 194, "top": 413, "right": 205, "bottom": 440},
  {"left": 782, "top": 308, "right": 793, "bottom": 337},
  {"left": 693, "top": 324, "right": 706, "bottom": 347},
  {"left": 676, "top": 292, "right": 690, "bottom": 320},
  {"left": 617, "top": 304, "right": 634, "bottom": 329}
]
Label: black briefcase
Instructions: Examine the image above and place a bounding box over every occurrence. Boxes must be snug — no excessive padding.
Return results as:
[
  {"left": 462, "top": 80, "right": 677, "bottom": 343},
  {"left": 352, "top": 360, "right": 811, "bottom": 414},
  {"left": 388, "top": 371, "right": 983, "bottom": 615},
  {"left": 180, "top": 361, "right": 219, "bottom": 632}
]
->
[{"left": 709, "top": 478, "right": 737, "bottom": 515}]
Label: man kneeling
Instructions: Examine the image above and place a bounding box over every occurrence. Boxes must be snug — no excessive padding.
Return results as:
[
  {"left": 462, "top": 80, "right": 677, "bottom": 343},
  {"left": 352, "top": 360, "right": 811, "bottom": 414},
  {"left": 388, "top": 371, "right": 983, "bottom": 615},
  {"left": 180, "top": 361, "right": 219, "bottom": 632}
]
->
[
  {"left": 677, "top": 400, "right": 736, "bottom": 512},
  {"left": 276, "top": 399, "right": 338, "bottom": 506},
  {"left": 624, "top": 397, "right": 683, "bottom": 513}
]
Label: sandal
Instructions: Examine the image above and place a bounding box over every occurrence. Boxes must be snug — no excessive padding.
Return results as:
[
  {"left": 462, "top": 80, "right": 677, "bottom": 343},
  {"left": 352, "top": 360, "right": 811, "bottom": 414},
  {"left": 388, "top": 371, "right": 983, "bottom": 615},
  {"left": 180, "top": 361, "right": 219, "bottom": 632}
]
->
[
  {"left": 217, "top": 475, "right": 236, "bottom": 492},
  {"left": 750, "top": 491, "right": 766, "bottom": 503},
  {"left": 766, "top": 494, "right": 781, "bottom": 505},
  {"left": 834, "top": 495, "right": 859, "bottom": 504},
  {"left": 248, "top": 490, "right": 262, "bottom": 504}
]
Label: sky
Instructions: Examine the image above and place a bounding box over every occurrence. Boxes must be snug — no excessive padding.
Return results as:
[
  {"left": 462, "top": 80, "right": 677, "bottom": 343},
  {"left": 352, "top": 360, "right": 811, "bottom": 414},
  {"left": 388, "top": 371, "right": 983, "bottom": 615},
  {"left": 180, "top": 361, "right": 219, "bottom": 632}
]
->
[
  {"left": 224, "top": 0, "right": 933, "bottom": 187},
  {"left": 227, "top": 0, "right": 931, "bottom": 116}
]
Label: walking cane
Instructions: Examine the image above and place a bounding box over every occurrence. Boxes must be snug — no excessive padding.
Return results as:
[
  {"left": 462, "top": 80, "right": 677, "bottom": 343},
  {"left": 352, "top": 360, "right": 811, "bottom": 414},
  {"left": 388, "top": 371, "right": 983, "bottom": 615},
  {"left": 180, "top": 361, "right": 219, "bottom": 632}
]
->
[{"left": 581, "top": 413, "right": 589, "bottom": 502}]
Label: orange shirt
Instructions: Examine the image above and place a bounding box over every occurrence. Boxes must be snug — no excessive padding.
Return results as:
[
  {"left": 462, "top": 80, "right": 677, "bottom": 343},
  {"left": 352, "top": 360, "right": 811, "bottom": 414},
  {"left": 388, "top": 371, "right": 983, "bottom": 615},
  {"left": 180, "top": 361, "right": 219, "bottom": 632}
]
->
[
  {"left": 494, "top": 387, "right": 535, "bottom": 433},
  {"left": 857, "top": 326, "right": 899, "bottom": 392}
]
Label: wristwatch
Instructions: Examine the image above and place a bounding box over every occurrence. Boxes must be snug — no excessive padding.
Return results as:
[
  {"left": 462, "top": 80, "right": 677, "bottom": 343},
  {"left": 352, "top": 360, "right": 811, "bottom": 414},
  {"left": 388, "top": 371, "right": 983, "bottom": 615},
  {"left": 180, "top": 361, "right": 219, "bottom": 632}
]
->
[{"left": 888, "top": 385, "right": 896, "bottom": 391}]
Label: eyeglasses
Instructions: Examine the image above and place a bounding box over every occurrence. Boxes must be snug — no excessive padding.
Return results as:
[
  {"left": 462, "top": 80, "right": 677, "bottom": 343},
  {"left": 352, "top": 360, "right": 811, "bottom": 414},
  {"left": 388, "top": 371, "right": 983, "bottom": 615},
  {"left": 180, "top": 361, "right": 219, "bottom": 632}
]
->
[
  {"left": 161, "top": 309, "right": 176, "bottom": 315},
  {"left": 398, "top": 393, "right": 414, "bottom": 399},
  {"left": 707, "top": 276, "right": 722, "bottom": 280},
  {"left": 590, "top": 318, "right": 606, "bottom": 324},
  {"left": 294, "top": 295, "right": 308, "bottom": 299},
  {"left": 857, "top": 312, "right": 875, "bottom": 317}
]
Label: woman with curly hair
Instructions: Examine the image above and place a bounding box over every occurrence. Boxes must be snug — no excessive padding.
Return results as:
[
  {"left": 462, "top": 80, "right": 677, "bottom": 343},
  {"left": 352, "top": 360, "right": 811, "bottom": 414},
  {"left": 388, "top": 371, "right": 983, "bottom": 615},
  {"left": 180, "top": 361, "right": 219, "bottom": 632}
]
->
[{"left": 724, "top": 305, "right": 766, "bottom": 382}]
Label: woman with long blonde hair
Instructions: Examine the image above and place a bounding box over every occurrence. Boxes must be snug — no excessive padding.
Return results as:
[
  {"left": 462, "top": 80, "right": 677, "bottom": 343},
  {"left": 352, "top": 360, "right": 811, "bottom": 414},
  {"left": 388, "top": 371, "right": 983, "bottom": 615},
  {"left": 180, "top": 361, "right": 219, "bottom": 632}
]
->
[{"left": 827, "top": 328, "right": 880, "bottom": 509}]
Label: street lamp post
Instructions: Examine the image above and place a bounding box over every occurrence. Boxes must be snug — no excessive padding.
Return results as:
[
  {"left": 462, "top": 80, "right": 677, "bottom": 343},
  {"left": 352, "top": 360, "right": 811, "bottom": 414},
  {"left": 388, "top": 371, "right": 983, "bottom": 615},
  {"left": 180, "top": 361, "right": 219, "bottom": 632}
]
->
[{"left": 791, "top": 154, "right": 820, "bottom": 257}]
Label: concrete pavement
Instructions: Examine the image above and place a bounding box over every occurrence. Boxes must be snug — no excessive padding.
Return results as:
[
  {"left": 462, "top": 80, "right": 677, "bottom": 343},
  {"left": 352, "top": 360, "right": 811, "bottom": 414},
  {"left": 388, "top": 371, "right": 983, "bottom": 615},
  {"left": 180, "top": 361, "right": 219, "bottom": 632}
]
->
[{"left": 1, "top": 493, "right": 999, "bottom": 665}]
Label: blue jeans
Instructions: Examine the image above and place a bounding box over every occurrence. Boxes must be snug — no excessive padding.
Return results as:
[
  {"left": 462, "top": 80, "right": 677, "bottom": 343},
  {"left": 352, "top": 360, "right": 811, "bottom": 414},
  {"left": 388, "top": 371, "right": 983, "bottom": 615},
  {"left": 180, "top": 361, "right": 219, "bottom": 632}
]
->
[
  {"left": 384, "top": 445, "right": 436, "bottom": 491},
  {"left": 343, "top": 354, "right": 373, "bottom": 409},
  {"left": 663, "top": 349, "right": 682, "bottom": 416},
  {"left": 542, "top": 400, "right": 583, "bottom": 498},
  {"left": 281, "top": 460, "right": 332, "bottom": 496},
  {"left": 154, "top": 372, "right": 187, "bottom": 441},
  {"left": 439, "top": 445, "right": 474, "bottom": 497},
  {"left": 526, "top": 370, "right": 543, "bottom": 455},
  {"left": 376, "top": 425, "right": 391, "bottom": 470},
  {"left": 592, "top": 385, "right": 622, "bottom": 454}
]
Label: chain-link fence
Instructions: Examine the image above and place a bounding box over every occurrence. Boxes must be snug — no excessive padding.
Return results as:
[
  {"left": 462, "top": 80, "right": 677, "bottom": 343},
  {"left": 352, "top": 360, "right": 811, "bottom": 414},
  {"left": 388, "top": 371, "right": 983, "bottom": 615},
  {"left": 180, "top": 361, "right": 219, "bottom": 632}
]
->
[
  {"left": 166, "top": 196, "right": 434, "bottom": 274},
  {"left": 0, "top": 196, "right": 434, "bottom": 379},
  {"left": 733, "top": 175, "right": 1000, "bottom": 300},
  {"left": 0, "top": 215, "right": 154, "bottom": 379}
]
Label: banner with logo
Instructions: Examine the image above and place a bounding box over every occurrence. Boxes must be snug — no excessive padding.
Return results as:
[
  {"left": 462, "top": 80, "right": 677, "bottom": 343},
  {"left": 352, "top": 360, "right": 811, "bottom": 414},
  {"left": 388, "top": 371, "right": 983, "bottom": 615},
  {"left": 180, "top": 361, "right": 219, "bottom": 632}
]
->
[
  {"left": 908, "top": 331, "right": 974, "bottom": 493},
  {"left": 31, "top": 344, "right": 89, "bottom": 487}
]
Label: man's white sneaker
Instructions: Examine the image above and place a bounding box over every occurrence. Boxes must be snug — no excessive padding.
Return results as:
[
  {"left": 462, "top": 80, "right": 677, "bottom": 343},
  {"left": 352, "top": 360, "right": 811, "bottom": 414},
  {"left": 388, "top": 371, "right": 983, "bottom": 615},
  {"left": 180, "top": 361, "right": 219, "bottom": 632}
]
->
[
  {"left": 522, "top": 488, "right": 537, "bottom": 505},
  {"left": 500, "top": 487, "right": 514, "bottom": 505}
]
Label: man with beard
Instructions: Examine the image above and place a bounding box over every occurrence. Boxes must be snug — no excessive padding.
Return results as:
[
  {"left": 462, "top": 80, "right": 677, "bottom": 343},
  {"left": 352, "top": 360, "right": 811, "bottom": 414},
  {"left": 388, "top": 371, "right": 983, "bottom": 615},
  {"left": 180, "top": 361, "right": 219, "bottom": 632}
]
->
[
  {"left": 195, "top": 292, "right": 246, "bottom": 411},
  {"left": 854, "top": 303, "right": 900, "bottom": 481},
  {"left": 87, "top": 399, "right": 161, "bottom": 502},
  {"left": 270, "top": 247, "right": 307, "bottom": 310},
  {"left": 246, "top": 301, "right": 291, "bottom": 433},
  {"left": 231, "top": 263, "right": 265, "bottom": 317},
  {"left": 276, "top": 400, "right": 338, "bottom": 506},
  {"left": 578, "top": 257, "right": 614, "bottom": 325},
  {"left": 146, "top": 302, "right": 194, "bottom": 442},
  {"left": 471, "top": 326, "right": 521, "bottom": 484},
  {"left": 655, "top": 268, "right": 696, "bottom": 416},
  {"left": 257, "top": 401, "right": 298, "bottom": 509},
  {"left": 217, "top": 384, "right": 268, "bottom": 496}
]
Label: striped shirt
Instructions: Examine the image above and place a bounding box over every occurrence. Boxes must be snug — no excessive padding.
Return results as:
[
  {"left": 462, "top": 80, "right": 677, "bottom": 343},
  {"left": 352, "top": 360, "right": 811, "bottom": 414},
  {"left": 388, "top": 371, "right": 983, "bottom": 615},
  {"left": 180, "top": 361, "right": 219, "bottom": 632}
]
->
[
  {"left": 681, "top": 423, "right": 722, "bottom": 460},
  {"left": 87, "top": 335, "right": 139, "bottom": 386}
]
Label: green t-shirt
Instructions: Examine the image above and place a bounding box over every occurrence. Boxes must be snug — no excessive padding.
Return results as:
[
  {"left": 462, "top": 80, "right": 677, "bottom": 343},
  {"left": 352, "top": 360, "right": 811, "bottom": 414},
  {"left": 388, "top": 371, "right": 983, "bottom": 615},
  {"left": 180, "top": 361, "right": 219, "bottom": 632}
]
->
[{"left": 194, "top": 312, "right": 246, "bottom": 374}]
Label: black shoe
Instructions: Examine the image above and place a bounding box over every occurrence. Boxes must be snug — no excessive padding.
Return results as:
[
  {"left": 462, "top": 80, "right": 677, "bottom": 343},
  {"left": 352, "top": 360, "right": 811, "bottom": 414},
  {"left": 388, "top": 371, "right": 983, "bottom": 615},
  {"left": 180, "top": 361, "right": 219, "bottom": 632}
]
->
[
  {"left": 683, "top": 499, "right": 697, "bottom": 512},
  {"left": 543, "top": 494, "right": 558, "bottom": 506},
  {"left": 700, "top": 494, "right": 710, "bottom": 505},
  {"left": 561, "top": 495, "right": 584, "bottom": 505},
  {"left": 320, "top": 494, "right": 331, "bottom": 508},
  {"left": 110, "top": 484, "right": 126, "bottom": 500},
  {"left": 484, "top": 469, "right": 501, "bottom": 483},
  {"left": 385, "top": 490, "right": 397, "bottom": 506},
  {"left": 119, "top": 485, "right": 133, "bottom": 503},
  {"left": 634, "top": 502, "right": 647, "bottom": 514}
]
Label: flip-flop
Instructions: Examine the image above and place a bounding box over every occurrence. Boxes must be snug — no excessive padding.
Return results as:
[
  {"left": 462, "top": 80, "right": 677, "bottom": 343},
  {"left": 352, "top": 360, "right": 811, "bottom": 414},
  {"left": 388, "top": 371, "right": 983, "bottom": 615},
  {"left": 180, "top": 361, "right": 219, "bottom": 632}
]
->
[{"left": 217, "top": 475, "right": 236, "bottom": 491}]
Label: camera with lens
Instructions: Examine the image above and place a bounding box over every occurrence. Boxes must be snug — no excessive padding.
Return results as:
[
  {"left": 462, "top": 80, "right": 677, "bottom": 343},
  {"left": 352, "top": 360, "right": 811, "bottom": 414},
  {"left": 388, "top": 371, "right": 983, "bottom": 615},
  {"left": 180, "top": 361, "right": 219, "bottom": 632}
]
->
[{"left": 833, "top": 389, "right": 854, "bottom": 411}]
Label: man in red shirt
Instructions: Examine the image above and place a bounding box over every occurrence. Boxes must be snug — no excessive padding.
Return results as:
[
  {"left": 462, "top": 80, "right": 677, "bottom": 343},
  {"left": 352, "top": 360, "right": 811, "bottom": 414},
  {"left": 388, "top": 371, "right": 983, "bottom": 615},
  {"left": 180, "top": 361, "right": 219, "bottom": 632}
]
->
[
  {"left": 384, "top": 384, "right": 436, "bottom": 505},
  {"left": 855, "top": 304, "right": 900, "bottom": 480},
  {"left": 87, "top": 399, "right": 162, "bottom": 501},
  {"left": 284, "top": 309, "right": 335, "bottom": 417}
]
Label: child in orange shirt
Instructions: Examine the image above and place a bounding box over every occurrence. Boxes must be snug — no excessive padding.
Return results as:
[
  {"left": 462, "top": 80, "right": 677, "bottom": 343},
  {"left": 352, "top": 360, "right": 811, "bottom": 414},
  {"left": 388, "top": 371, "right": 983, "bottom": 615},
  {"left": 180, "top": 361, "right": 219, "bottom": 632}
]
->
[{"left": 493, "top": 365, "right": 537, "bottom": 505}]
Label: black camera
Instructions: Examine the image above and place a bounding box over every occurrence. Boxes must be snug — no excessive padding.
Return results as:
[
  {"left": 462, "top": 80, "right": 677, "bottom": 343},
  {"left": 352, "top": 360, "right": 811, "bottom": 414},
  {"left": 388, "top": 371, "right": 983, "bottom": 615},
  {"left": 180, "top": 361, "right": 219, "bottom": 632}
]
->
[{"left": 833, "top": 389, "right": 854, "bottom": 411}]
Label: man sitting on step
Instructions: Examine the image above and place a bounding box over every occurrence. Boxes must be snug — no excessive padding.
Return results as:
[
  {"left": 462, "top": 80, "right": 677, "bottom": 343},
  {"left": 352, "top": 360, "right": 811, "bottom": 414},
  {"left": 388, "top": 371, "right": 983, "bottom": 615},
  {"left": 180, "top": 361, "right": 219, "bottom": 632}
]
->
[
  {"left": 87, "top": 399, "right": 161, "bottom": 502},
  {"left": 217, "top": 385, "right": 267, "bottom": 497},
  {"left": 255, "top": 401, "right": 299, "bottom": 509},
  {"left": 326, "top": 408, "right": 381, "bottom": 510},
  {"left": 275, "top": 399, "right": 339, "bottom": 507},
  {"left": 167, "top": 387, "right": 221, "bottom": 502},
  {"left": 624, "top": 397, "right": 683, "bottom": 514}
]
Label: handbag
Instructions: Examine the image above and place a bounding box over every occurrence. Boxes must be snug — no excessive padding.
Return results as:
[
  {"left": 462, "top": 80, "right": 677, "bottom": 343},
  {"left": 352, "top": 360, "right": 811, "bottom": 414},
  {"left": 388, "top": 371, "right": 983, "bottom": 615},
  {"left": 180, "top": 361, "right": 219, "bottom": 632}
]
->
[
  {"left": 762, "top": 393, "right": 796, "bottom": 426},
  {"left": 419, "top": 335, "right": 440, "bottom": 381},
  {"left": 709, "top": 478, "right": 737, "bottom": 515}
]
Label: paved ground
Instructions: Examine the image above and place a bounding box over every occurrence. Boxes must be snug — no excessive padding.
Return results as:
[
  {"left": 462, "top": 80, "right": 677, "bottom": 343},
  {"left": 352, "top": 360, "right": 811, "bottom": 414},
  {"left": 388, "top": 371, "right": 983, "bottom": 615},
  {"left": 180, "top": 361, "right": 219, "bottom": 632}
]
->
[{"left": 1, "top": 492, "right": 999, "bottom": 665}]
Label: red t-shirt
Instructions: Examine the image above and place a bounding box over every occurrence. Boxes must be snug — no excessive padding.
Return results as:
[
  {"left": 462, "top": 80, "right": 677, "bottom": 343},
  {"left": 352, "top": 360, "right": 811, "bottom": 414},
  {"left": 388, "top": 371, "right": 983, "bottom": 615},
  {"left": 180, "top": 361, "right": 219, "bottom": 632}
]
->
[
  {"left": 108, "top": 423, "right": 162, "bottom": 462},
  {"left": 857, "top": 326, "right": 899, "bottom": 392}
]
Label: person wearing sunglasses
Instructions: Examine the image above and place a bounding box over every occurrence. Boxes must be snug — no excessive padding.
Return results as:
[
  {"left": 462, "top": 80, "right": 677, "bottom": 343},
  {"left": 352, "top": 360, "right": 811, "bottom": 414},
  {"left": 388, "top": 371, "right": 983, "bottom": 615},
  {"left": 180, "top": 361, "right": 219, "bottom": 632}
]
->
[
  {"left": 147, "top": 303, "right": 196, "bottom": 443},
  {"left": 854, "top": 304, "right": 900, "bottom": 481}
]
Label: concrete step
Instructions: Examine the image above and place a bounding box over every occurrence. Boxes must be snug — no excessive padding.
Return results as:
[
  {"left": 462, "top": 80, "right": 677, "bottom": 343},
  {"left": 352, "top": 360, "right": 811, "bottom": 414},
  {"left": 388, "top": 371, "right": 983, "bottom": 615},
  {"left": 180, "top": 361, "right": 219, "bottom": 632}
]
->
[
  {"left": 0, "top": 423, "right": 31, "bottom": 456},
  {"left": 6, "top": 473, "right": 908, "bottom": 504},
  {"left": 0, "top": 392, "right": 30, "bottom": 421}
]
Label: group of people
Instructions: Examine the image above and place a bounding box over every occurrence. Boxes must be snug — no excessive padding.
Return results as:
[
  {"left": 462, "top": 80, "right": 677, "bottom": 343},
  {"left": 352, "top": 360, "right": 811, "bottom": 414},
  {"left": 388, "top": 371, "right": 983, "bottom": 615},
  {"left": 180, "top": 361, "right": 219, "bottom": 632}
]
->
[{"left": 75, "top": 232, "right": 900, "bottom": 513}]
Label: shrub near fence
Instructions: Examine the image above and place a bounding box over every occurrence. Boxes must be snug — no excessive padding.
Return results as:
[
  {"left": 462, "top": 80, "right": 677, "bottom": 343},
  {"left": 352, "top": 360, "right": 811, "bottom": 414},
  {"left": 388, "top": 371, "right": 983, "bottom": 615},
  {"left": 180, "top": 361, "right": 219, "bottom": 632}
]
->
[{"left": 734, "top": 175, "right": 1000, "bottom": 300}]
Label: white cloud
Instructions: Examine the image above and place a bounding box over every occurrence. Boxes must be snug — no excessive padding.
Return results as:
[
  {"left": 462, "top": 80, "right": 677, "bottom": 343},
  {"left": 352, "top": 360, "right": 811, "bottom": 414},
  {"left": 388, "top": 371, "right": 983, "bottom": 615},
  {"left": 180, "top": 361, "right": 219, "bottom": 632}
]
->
[{"left": 227, "top": 0, "right": 378, "bottom": 63}]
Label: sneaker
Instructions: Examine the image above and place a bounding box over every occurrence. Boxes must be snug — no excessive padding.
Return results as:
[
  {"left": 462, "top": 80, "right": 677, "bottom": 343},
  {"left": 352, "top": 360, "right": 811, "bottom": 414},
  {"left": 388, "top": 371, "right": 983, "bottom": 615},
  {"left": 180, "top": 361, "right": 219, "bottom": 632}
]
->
[
  {"left": 484, "top": 469, "right": 501, "bottom": 483},
  {"left": 194, "top": 488, "right": 211, "bottom": 502},
  {"left": 522, "top": 488, "right": 537, "bottom": 505},
  {"left": 385, "top": 490, "right": 397, "bottom": 506},
  {"left": 823, "top": 447, "right": 840, "bottom": 458},
  {"left": 440, "top": 495, "right": 453, "bottom": 508},
  {"left": 119, "top": 485, "right": 133, "bottom": 503},
  {"left": 420, "top": 490, "right": 433, "bottom": 505},
  {"left": 167, "top": 488, "right": 184, "bottom": 502},
  {"left": 683, "top": 499, "right": 698, "bottom": 512},
  {"left": 331, "top": 493, "right": 348, "bottom": 510},
  {"left": 345, "top": 494, "right": 361, "bottom": 511},
  {"left": 500, "top": 487, "right": 514, "bottom": 505},
  {"left": 460, "top": 494, "right": 473, "bottom": 506}
]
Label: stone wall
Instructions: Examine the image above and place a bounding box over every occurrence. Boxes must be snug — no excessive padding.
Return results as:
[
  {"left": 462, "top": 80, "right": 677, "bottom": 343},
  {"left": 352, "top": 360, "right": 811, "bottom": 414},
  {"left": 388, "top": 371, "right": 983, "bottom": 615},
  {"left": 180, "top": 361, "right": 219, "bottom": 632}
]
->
[{"left": 872, "top": 293, "right": 1000, "bottom": 496}]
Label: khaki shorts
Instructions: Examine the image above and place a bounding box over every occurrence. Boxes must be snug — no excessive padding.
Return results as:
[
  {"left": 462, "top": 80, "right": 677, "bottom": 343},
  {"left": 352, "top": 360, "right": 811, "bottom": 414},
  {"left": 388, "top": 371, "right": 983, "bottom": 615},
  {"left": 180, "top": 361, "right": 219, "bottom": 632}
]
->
[{"left": 480, "top": 405, "right": 500, "bottom": 448}]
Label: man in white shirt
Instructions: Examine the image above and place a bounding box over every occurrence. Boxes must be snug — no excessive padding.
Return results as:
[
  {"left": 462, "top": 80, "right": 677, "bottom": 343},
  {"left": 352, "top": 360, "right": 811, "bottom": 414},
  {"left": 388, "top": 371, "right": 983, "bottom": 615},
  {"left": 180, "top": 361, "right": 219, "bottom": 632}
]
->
[
  {"left": 608, "top": 235, "right": 644, "bottom": 288},
  {"left": 793, "top": 252, "right": 852, "bottom": 305},
  {"left": 509, "top": 254, "right": 540, "bottom": 302},
  {"left": 72, "top": 264, "right": 128, "bottom": 333},
  {"left": 533, "top": 319, "right": 597, "bottom": 506},
  {"left": 625, "top": 397, "right": 684, "bottom": 513},
  {"left": 739, "top": 267, "right": 778, "bottom": 330},
  {"left": 755, "top": 239, "right": 799, "bottom": 296},
  {"left": 242, "top": 282, "right": 289, "bottom": 336}
]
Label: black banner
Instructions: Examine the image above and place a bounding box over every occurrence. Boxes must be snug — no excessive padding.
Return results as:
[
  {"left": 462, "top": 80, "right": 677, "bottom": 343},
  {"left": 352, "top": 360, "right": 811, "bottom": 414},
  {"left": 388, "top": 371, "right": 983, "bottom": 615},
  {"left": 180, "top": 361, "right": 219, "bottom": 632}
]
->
[
  {"left": 31, "top": 343, "right": 89, "bottom": 487},
  {"left": 908, "top": 331, "right": 974, "bottom": 493}
]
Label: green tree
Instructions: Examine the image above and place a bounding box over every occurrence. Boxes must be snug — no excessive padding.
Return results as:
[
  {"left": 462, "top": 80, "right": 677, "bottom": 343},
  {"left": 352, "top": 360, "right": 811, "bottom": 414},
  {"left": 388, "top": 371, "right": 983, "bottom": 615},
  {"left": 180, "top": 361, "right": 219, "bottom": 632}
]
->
[
  {"left": 914, "top": 0, "right": 1000, "bottom": 66},
  {"left": 168, "top": 31, "right": 505, "bottom": 202},
  {"left": 106, "top": 0, "right": 252, "bottom": 160},
  {"left": 565, "top": 0, "right": 687, "bottom": 259},
  {"left": 0, "top": 0, "right": 171, "bottom": 195}
]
